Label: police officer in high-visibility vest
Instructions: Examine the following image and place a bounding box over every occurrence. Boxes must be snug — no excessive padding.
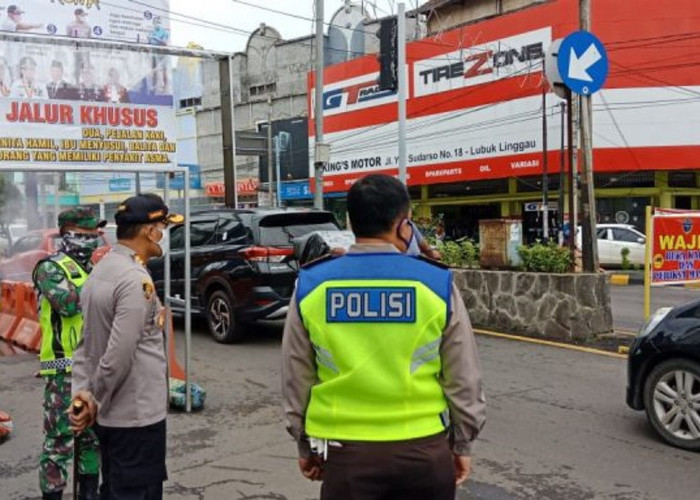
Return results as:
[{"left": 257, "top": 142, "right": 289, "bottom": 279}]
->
[
  {"left": 282, "top": 174, "right": 486, "bottom": 499},
  {"left": 33, "top": 207, "right": 104, "bottom": 500}
]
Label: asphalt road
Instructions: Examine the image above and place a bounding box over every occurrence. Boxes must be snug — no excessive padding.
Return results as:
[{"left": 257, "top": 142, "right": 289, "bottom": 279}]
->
[
  {"left": 1, "top": 317, "right": 698, "bottom": 499},
  {"left": 611, "top": 284, "right": 699, "bottom": 332}
]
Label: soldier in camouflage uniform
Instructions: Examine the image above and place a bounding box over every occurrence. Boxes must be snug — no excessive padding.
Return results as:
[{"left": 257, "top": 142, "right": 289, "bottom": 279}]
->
[{"left": 33, "top": 207, "right": 105, "bottom": 500}]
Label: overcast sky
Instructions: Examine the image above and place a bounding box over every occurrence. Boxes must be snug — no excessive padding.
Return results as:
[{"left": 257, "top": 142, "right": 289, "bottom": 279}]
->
[{"left": 170, "top": 0, "right": 418, "bottom": 52}]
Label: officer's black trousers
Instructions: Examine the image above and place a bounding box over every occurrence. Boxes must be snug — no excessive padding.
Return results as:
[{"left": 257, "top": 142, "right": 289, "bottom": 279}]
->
[
  {"left": 320, "top": 432, "right": 456, "bottom": 500},
  {"left": 95, "top": 420, "right": 167, "bottom": 500}
]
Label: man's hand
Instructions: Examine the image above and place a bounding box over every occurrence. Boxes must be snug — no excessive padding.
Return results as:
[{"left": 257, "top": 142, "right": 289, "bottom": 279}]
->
[
  {"left": 69, "top": 390, "right": 97, "bottom": 433},
  {"left": 454, "top": 455, "right": 472, "bottom": 485},
  {"left": 427, "top": 249, "right": 442, "bottom": 260},
  {"left": 298, "top": 456, "right": 323, "bottom": 481}
]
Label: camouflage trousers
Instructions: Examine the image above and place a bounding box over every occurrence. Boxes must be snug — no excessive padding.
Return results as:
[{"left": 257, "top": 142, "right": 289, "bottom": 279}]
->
[{"left": 40, "top": 372, "right": 99, "bottom": 494}]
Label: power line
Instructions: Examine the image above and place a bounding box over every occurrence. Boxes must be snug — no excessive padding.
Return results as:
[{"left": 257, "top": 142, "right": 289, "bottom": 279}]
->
[{"left": 229, "top": 0, "right": 494, "bottom": 56}]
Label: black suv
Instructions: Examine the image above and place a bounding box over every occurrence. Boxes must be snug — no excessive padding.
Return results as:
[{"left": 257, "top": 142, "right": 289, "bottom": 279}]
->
[{"left": 148, "top": 208, "right": 339, "bottom": 343}]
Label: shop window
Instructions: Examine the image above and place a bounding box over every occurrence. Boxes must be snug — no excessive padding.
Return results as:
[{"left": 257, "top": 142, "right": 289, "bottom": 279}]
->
[
  {"left": 669, "top": 171, "right": 696, "bottom": 188},
  {"left": 430, "top": 179, "right": 507, "bottom": 197},
  {"left": 596, "top": 197, "right": 647, "bottom": 231},
  {"left": 516, "top": 176, "right": 561, "bottom": 193},
  {"left": 676, "top": 196, "right": 692, "bottom": 211},
  {"left": 594, "top": 173, "right": 654, "bottom": 188}
]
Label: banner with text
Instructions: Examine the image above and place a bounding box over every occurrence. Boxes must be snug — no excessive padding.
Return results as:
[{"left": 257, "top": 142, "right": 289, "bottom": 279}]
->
[
  {"left": 651, "top": 214, "right": 700, "bottom": 286},
  {"left": 0, "top": 1, "right": 170, "bottom": 45},
  {"left": 0, "top": 39, "right": 176, "bottom": 171}
]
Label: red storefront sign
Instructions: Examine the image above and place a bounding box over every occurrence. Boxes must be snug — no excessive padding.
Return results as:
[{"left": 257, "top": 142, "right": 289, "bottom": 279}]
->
[
  {"left": 651, "top": 215, "right": 700, "bottom": 285},
  {"left": 205, "top": 178, "right": 259, "bottom": 197},
  {"left": 308, "top": 0, "right": 700, "bottom": 193}
]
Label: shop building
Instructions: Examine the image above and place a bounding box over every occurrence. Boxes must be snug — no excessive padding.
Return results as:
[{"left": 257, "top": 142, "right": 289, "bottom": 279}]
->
[{"left": 310, "top": 0, "right": 700, "bottom": 242}]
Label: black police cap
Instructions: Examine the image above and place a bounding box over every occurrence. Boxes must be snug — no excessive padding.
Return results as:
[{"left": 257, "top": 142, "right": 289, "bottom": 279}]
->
[{"left": 114, "top": 194, "right": 184, "bottom": 226}]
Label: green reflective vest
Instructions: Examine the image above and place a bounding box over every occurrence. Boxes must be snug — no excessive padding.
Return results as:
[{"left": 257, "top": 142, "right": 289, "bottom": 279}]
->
[
  {"left": 297, "top": 253, "right": 451, "bottom": 442},
  {"left": 38, "top": 254, "right": 88, "bottom": 375}
]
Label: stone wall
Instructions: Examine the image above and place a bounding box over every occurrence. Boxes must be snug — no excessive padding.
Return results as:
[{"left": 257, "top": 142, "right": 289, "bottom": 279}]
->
[{"left": 453, "top": 270, "right": 613, "bottom": 340}]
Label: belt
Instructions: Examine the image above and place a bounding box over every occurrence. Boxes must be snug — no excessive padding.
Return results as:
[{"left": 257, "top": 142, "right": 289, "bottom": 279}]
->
[{"left": 40, "top": 358, "right": 73, "bottom": 372}]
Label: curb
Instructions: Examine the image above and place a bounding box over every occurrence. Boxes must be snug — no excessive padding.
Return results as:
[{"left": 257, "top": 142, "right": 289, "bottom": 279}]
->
[
  {"left": 609, "top": 274, "right": 630, "bottom": 286},
  {"left": 473, "top": 328, "right": 628, "bottom": 359}
]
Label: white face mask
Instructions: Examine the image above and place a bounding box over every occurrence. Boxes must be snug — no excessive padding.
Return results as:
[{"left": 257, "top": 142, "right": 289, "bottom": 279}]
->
[{"left": 156, "top": 228, "right": 169, "bottom": 256}]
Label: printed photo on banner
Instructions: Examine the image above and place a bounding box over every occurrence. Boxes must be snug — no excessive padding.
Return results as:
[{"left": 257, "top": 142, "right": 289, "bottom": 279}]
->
[
  {"left": 0, "top": 40, "right": 173, "bottom": 105},
  {"left": 0, "top": 1, "right": 170, "bottom": 45}
]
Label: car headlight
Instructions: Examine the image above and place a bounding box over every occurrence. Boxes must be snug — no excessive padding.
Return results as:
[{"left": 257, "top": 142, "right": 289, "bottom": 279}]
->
[{"left": 637, "top": 307, "right": 672, "bottom": 338}]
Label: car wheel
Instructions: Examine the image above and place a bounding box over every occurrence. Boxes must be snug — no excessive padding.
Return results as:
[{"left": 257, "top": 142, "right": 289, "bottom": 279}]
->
[
  {"left": 643, "top": 359, "right": 700, "bottom": 451},
  {"left": 206, "top": 290, "right": 243, "bottom": 344}
]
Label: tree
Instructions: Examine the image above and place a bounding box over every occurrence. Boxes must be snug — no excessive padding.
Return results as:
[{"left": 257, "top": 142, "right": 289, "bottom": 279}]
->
[{"left": 0, "top": 176, "right": 24, "bottom": 246}]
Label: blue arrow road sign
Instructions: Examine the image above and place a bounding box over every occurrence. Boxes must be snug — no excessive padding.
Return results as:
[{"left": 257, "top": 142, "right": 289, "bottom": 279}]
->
[{"left": 558, "top": 30, "right": 608, "bottom": 96}]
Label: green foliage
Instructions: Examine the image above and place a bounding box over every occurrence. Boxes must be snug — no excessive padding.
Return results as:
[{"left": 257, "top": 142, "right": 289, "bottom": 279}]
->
[
  {"left": 518, "top": 241, "right": 572, "bottom": 274},
  {"left": 621, "top": 247, "right": 631, "bottom": 271},
  {"left": 439, "top": 239, "right": 480, "bottom": 268}
]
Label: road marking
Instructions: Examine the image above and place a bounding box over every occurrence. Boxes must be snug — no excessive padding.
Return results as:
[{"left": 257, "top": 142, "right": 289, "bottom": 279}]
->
[{"left": 474, "top": 328, "right": 628, "bottom": 359}]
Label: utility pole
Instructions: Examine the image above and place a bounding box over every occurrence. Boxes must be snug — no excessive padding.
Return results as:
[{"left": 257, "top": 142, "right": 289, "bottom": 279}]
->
[
  {"left": 542, "top": 85, "right": 549, "bottom": 240},
  {"left": 397, "top": 2, "right": 407, "bottom": 184},
  {"left": 313, "top": 0, "right": 325, "bottom": 209},
  {"left": 267, "top": 95, "right": 274, "bottom": 206},
  {"left": 579, "top": 0, "right": 599, "bottom": 272},
  {"left": 135, "top": 172, "right": 141, "bottom": 194},
  {"left": 220, "top": 55, "right": 239, "bottom": 208}
]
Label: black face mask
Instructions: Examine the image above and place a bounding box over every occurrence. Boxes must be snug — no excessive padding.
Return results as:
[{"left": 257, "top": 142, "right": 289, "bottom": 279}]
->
[
  {"left": 61, "top": 232, "right": 99, "bottom": 263},
  {"left": 396, "top": 218, "right": 415, "bottom": 253}
]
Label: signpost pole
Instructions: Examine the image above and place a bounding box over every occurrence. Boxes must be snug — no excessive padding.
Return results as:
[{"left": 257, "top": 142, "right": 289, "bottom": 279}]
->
[{"left": 644, "top": 205, "right": 652, "bottom": 321}]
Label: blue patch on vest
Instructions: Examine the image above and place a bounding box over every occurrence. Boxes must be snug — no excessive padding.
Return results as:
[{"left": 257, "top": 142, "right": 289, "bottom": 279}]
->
[{"left": 326, "top": 287, "right": 416, "bottom": 323}]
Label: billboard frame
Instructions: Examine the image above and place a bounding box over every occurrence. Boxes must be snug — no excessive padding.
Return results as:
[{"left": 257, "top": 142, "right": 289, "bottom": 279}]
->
[{"left": 0, "top": 31, "right": 234, "bottom": 412}]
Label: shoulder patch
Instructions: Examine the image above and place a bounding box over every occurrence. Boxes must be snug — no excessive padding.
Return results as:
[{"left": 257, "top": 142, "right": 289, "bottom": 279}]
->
[
  {"left": 142, "top": 279, "right": 155, "bottom": 300},
  {"left": 414, "top": 254, "right": 450, "bottom": 269},
  {"left": 301, "top": 253, "right": 339, "bottom": 269}
]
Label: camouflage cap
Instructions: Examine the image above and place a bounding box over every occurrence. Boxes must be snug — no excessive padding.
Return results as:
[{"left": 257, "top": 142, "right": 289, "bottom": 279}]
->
[{"left": 57, "top": 206, "right": 107, "bottom": 230}]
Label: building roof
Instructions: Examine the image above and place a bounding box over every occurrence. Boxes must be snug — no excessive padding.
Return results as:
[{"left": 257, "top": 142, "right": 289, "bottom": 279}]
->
[{"left": 413, "top": 0, "right": 464, "bottom": 14}]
